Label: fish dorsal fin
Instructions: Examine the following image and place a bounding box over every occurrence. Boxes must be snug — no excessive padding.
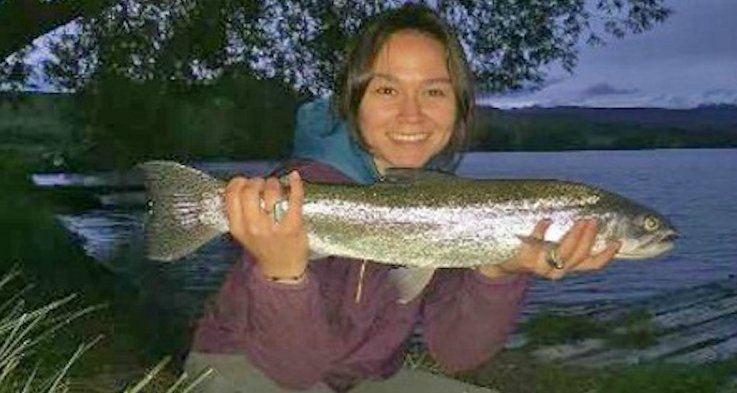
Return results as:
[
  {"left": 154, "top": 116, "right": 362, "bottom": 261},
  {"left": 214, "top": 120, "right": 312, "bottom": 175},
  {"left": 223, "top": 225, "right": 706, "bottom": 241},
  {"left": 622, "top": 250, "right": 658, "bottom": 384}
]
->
[
  {"left": 379, "top": 168, "right": 456, "bottom": 186},
  {"left": 388, "top": 267, "right": 437, "bottom": 304}
]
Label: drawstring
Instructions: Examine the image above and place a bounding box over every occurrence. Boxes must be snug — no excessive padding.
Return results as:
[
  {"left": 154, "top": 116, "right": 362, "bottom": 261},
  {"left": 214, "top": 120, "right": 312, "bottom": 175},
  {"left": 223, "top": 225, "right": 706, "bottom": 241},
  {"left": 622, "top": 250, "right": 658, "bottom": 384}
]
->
[{"left": 354, "top": 260, "right": 367, "bottom": 303}]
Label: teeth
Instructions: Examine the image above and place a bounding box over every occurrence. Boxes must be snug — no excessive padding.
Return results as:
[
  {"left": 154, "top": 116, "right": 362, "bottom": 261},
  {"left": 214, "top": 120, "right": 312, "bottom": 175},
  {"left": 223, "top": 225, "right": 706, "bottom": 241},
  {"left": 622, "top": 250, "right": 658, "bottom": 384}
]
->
[{"left": 388, "top": 133, "right": 429, "bottom": 142}]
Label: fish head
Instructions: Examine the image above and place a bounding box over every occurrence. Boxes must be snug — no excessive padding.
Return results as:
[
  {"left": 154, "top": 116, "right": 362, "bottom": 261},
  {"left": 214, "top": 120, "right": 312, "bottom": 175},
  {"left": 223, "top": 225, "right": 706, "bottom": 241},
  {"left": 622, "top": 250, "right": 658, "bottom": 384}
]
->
[{"left": 605, "top": 206, "right": 678, "bottom": 260}]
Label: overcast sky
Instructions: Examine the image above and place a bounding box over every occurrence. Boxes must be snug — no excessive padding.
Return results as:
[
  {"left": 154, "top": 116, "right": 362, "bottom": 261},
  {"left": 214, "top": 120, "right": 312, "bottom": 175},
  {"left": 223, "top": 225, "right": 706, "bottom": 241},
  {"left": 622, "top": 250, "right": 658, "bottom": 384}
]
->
[{"left": 481, "top": 0, "right": 737, "bottom": 109}]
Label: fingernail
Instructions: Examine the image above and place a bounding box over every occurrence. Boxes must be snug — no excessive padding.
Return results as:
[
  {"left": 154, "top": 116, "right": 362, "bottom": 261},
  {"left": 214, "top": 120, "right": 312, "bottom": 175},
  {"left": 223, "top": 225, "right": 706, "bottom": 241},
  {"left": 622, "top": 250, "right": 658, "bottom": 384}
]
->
[{"left": 290, "top": 170, "right": 301, "bottom": 181}]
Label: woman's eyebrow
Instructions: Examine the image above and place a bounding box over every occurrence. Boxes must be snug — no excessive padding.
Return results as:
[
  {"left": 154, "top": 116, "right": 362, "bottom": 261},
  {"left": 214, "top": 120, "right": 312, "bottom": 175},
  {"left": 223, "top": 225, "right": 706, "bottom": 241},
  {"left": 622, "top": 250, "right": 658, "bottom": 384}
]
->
[
  {"left": 370, "top": 73, "right": 452, "bottom": 85},
  {"left": 424, "top": 77, "right": 452, "bottom": 85},
  {"left": 370, "top": 73, "right": 398, "bottom": 82}
]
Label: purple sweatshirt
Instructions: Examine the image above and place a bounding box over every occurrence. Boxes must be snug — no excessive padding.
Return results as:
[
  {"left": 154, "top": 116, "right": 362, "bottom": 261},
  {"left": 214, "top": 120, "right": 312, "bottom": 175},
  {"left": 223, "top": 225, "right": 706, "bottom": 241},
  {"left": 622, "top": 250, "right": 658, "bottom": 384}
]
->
[{"left": 191, "top": 160, "right": 529, "bottom": 392}]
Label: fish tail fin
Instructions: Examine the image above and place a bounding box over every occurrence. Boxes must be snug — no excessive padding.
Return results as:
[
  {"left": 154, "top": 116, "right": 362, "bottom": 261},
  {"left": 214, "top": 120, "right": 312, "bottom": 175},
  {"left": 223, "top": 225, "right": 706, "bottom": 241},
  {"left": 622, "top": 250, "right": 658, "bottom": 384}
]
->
[{"left": 137, "top": 160, "right": 228, "bottom": 262}]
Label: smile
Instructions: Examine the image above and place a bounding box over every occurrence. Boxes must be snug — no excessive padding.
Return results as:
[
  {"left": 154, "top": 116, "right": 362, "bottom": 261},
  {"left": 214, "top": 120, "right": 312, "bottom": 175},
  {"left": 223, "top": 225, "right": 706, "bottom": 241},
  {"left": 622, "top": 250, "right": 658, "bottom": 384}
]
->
[{"left": 388, "top": 132, "right": 430, "bottom": 142}]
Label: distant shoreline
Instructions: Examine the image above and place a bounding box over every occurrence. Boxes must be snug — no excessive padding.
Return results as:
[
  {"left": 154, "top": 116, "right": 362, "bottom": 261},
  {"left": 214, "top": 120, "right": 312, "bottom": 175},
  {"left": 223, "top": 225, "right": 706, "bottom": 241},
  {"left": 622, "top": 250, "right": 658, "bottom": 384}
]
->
[{"left": 2, "top": 92, "right": 736, "bottom": 171}]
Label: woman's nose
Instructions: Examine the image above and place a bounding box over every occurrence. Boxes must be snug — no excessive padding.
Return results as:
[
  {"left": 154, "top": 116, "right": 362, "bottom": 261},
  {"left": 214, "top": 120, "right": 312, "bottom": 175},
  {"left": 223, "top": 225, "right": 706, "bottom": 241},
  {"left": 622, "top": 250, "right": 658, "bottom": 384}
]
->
[{"left": 397, "top": 94, "right": 422, "bottom": 122}]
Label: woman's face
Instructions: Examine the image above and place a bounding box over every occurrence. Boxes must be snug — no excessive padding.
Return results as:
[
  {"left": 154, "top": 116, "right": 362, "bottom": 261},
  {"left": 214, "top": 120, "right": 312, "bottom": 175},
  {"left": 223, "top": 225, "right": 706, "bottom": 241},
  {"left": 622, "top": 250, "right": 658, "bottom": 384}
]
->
[{"left": 358, "top": 30, "right": 457, "bottom": 173}]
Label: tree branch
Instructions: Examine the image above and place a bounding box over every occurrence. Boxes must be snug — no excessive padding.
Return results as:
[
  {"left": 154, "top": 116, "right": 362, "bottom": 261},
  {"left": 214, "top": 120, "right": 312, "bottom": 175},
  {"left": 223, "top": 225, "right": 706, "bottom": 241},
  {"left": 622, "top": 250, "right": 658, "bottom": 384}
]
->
[{"left": 0, "top": 0, "right": 115, "bottom": 61}]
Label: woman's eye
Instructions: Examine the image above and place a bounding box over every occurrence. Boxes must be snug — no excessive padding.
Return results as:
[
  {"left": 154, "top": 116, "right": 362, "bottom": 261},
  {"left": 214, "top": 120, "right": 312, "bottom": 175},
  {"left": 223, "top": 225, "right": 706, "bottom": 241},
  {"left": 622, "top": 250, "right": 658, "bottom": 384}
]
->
[
  {"left": 427, "top": 88, "right": 446, "bottom": 97},
  {"left": 375, "top": 86, "right": 397, "bottom": 95}
]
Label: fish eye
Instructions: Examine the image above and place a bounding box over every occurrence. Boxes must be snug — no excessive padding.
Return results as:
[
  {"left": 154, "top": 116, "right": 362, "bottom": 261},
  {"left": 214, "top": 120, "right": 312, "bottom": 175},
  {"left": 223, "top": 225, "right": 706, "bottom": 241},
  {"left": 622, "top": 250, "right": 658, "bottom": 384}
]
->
[{"left": 643, "top": 215, "right": 661, "bottom": 232}]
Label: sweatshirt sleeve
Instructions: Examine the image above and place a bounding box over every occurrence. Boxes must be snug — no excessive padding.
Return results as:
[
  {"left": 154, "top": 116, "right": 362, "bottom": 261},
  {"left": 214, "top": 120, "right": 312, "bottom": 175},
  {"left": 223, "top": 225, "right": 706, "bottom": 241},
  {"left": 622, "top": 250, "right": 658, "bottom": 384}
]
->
[
  {"left": 192, "top": 254, "right": 337, "bottom": 390},
  {"left": 421, "top": 269, "right": 529, "bottom": 372}
]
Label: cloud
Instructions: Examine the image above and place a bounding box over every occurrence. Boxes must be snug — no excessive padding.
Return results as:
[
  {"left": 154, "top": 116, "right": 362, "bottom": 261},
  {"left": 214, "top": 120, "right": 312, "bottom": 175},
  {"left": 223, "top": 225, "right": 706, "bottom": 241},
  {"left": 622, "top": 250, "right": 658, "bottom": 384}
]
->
[
  {"left": 580, "top": 83, "right": 639, "bottom": 97},
  {"left": 702, "top": 88, "right": 737, "bottom": 103},
  {"left": 480, "top": 75, "right": 569, "bottom": 100}
]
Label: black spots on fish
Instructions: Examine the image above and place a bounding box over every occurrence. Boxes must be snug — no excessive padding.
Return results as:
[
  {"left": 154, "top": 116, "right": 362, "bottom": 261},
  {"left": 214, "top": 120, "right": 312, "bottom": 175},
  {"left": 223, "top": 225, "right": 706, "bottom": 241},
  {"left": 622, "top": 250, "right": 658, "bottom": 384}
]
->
[{"left": 306, "top": 176, "right": 618, "bottom": 212}]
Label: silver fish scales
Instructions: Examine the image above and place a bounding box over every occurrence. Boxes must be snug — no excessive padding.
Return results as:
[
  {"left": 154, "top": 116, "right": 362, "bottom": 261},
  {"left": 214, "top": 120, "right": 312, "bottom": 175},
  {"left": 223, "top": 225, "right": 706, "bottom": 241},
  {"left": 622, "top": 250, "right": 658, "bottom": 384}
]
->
[
  {"left": 139, "top": 161, "right": 677, "bottom": 301},
  {"left": 298, "top": 173, "right": 672, "bottom": 269}
]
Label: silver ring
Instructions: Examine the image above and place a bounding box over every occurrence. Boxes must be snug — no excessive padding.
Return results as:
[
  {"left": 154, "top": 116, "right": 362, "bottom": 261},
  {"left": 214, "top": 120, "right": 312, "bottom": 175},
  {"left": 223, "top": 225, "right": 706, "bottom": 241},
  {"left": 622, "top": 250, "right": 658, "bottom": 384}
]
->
[{"left": 546, "top": 248, "right": 565, "bottom": 270}]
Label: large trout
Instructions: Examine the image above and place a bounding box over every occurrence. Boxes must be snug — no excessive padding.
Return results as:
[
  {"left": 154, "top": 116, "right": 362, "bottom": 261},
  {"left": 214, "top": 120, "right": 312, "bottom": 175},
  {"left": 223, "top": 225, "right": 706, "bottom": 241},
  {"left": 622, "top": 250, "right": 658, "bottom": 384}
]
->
[{"left": 138, "top": 160, "right": 677, "bottom": 301}]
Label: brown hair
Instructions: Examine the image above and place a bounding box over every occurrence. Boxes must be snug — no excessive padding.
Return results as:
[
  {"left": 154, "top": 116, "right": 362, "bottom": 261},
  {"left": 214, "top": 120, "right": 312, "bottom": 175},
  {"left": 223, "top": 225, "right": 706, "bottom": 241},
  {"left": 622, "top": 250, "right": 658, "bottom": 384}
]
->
[{"left": 333, "top": 3, "right": 474, "bottom": 170}]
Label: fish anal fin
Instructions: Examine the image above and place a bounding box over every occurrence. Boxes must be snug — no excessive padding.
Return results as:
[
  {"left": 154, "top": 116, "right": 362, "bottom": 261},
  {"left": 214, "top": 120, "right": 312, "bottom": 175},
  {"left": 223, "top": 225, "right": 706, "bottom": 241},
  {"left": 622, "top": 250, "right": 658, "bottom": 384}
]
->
[{"left": 388, "top": 267, "right": 437, "bottom": 304}]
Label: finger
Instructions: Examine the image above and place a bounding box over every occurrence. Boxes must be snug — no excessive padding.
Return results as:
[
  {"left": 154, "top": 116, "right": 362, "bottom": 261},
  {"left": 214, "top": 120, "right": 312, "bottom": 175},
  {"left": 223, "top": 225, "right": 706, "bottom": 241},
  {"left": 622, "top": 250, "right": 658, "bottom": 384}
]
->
[
  {"left": 556, "top": 219, "right": 588, "bottom": 261},
  {"left": 242, "top": 178, "right": 268, "bottom": 228},
  {"left": 224, "top": 177, "right": 248, "bottom": 239},
  {"left": 263, "top": 177, "right": 282, "bottom": 214},
  {"left": 507, "top": 219, "right": 553, "bottom": 275},
  {"left": 530, "top": 218, "right": 553, "bottom": 240},
  {"left": 577, "top": 240, "right": 621, "bottom": 271},
  {"left": 567, "top": 219, "right": 599, "bottom": 266},
  {"left": 283, "top": 171, "right": 304, "bottom": 229},
  {"left": 528, "top": 219, "right": 554, "bottom": 273}
]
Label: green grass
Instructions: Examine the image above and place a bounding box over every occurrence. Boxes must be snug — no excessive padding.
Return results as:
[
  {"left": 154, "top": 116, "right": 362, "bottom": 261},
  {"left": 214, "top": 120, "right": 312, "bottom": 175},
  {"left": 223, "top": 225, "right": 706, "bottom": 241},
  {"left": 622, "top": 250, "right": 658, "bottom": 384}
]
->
[
  {"left": 0, "top": 266, "right": 210, "bottom": 392},
  {"left": 521, "top": 312, "right": 607, "bottom": 346},
  {"left": 0, "top": 268, "right": 101, "bottom": 392},
  {"left": 598, "top": 360, "right": 737, "bottom": 393},
  {"left": 520, "top": 309, "right": 658, "bottom": 349}
]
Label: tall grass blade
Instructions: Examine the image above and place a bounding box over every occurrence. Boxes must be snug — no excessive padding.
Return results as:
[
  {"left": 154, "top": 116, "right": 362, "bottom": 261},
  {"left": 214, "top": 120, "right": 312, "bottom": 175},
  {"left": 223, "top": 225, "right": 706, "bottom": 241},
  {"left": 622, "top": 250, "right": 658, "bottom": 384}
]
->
[
  {"left": 43, "top": 335, "right": 103, "bottom": 393},
  {"left": 123, "top": 356, "right": 171, "bottom": 393}
]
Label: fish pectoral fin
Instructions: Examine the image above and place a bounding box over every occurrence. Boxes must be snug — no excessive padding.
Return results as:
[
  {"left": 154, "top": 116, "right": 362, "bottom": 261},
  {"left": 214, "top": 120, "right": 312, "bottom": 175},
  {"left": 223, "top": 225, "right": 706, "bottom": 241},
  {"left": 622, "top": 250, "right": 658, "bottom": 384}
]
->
[
  {"left": 515, "top": 234, "right": 558, "bottom": 249},
  {"left": 388, "top": 267, "right": 437, "bottom": 304}
]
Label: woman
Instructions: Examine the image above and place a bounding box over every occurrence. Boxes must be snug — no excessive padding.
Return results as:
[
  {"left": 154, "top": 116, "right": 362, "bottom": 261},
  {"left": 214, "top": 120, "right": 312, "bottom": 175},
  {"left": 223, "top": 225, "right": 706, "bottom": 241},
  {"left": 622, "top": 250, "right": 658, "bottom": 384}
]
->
[{"left": 185, "top": 4, "right": 620, "bottom": 393}]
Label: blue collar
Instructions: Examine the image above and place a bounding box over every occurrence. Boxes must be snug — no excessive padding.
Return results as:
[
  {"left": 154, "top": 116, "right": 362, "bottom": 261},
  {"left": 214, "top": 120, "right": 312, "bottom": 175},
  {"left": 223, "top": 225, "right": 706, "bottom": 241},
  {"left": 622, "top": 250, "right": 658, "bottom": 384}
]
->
[{"left": 292, "top": 98, "right": 380, "bottom": 184}]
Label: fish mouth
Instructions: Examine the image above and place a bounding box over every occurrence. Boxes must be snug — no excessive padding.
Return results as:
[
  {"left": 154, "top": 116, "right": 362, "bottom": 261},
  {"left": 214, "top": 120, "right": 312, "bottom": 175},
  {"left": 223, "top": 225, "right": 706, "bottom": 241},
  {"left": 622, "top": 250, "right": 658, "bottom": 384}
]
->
[
  {"left": 617, "top": 229, "right": 678, "bottom": 260},
  {"left": 617, "top": 242, "right": 674, "bottom": 260}
]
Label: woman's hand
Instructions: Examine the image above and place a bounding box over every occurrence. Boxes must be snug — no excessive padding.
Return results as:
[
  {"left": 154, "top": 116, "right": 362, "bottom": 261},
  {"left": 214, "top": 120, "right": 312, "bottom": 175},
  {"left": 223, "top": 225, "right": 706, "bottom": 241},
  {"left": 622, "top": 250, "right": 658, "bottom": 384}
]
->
[
  {"left": 224, "top": 171, "right": 308, "bottom": 281},
  {"left": 477, "top": 218, "right": 621, "bottom": 280}
]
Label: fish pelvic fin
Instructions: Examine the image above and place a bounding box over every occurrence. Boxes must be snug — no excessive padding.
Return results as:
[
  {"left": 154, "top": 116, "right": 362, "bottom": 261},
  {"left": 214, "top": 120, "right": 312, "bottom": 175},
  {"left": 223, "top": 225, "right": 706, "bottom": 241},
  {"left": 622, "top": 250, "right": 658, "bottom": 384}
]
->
[
  {"left": 388, "top": 267, "right": 437, "bottom": 304},
  {"left": 137, "top": 161, "right": 228, "bottom": 262},
  {"left": 515, "top": 234, "right": 559, "bottom": 250}
]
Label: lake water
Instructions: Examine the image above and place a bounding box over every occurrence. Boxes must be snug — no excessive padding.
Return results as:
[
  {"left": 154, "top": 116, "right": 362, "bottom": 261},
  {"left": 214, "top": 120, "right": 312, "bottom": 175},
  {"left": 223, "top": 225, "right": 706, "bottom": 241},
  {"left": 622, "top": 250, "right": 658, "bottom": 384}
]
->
[{"left": 48, "top": 149, "right": 737, "bottom": 321}]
